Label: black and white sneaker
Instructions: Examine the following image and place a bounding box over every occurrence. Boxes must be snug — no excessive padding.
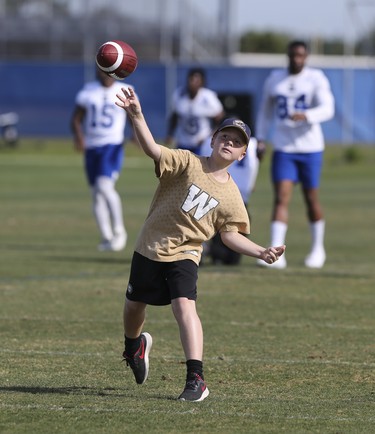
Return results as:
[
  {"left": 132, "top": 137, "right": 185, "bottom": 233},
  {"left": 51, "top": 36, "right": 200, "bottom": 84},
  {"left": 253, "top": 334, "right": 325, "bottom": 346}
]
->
[
  {"left": 123, "top": 332, "right": 152, "bottom": 385},
  {"left": 178, "top": 373, "right": 209, "bottom": 402}
]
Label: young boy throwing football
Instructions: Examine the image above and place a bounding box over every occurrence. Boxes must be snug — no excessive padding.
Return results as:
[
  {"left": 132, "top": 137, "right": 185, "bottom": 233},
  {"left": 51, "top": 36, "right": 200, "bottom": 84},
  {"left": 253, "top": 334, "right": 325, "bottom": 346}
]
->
[{"left": 115, "top": 87, "right": 285, "bottom": 402}]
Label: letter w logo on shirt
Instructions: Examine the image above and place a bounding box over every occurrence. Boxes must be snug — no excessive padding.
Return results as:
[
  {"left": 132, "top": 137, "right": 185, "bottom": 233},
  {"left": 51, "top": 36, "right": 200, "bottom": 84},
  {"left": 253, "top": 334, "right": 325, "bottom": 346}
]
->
[{"left": 181, "top": 184, "right": 219, "bottom": 220}]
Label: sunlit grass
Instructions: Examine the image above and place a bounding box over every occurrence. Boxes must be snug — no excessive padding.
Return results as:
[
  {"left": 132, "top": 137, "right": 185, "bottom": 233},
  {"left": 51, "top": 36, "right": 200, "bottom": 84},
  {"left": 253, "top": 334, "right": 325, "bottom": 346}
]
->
[{"left": 0, "top": 140, "right": 374, "bottom": 433}]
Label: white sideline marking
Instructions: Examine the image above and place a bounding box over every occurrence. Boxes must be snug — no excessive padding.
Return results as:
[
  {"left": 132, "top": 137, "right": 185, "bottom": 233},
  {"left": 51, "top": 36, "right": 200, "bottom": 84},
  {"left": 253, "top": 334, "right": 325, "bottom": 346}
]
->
[{"left": 0, "top": 403, "right": 374, "bottom": 422}]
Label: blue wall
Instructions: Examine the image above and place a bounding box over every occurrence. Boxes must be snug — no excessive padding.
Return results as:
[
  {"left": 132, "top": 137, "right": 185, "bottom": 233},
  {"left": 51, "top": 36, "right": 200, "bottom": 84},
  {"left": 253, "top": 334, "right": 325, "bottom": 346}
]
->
[{"left": 0, "top": 61, "right": 373, "bottom": 144}]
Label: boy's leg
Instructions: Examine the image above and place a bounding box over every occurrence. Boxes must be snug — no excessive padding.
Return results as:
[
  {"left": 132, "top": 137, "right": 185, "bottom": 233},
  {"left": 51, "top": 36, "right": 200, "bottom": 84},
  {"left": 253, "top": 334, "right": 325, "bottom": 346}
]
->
[
  {"left": 123, "top": 298, "right": 147, "bottom": 338},
  {"left": 171, "top": 297, "right": 209, "bottom": 402},
  {"left": 171, "top": 298, "right": 203, "bottom": 360},
  {"left": 123, "top": 298, "right": 152, "bottom": 385}
]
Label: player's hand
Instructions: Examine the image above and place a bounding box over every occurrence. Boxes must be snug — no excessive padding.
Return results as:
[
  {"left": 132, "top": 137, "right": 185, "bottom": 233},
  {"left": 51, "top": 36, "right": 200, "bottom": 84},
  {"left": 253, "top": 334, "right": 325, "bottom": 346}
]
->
[
  {"left": 116, "top": 87, "right": 141, "bottom": 118},
  {"left": 256, "top": 140, "right": 267, "bottom": 161},
  {"left": 74, "top": 138, "right": 85, "bottom": 152},
  {"left": 289, "top": 113, "right": 307, "bottom": 122},
  {"left": 260, "top": 245, "right": 286, "bottom": 264}
]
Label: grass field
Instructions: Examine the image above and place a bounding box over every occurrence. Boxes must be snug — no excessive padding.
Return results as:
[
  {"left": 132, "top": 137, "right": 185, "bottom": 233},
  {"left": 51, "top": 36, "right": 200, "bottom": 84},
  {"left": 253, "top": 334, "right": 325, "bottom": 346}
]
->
[{"left": 0, "top": 139, "right": 374, "bottom": 433}]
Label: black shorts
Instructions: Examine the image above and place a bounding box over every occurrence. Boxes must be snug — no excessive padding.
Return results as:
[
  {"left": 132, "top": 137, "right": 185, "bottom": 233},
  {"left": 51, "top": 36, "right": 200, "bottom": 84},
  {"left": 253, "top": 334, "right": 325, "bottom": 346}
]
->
[{"left": 126, "top": 252, "right": 198, "bottom": 306}]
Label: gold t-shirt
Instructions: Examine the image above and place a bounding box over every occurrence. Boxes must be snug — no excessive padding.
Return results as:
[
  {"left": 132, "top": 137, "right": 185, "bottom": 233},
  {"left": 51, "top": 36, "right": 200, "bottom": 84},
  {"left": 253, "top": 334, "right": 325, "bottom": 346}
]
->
[{"left": 135, "top": 147, "right": 250, "bottom": 265}]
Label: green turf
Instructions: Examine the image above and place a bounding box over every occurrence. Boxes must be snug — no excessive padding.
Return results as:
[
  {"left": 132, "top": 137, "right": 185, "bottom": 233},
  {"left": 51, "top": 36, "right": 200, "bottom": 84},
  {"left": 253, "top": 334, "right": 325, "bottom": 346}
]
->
[{"left": 0, "top": 139, "right": 374, "bottom": 433}]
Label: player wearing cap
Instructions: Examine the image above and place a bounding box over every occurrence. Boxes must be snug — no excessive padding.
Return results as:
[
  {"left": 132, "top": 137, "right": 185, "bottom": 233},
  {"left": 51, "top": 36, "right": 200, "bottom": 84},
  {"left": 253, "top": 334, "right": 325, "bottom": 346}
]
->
[
  {"left": 256, "top": 40, "right": 334, "bottom": 269},
  {"left": 115, "top": 86, "right": 286, "bottom": 402}
]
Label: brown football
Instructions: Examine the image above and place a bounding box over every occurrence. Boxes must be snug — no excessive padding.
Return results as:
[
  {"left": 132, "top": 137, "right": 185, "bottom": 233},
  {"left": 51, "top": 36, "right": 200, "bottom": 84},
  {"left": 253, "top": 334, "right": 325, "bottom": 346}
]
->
[{"left": 96, "top": 40, "right": 138, "bottom": 80}]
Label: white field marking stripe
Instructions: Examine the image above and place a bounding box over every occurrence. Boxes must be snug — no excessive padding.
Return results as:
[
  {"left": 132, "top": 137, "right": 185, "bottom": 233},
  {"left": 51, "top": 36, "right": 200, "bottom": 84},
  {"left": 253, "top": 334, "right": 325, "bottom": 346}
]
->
[
  {"left": 0, "top": 403, "right": 374, "bottom": 422},
  {"left": 1, "top": 348, "right": 374, "bottom": 368},
  {"left": 0, "top": 315, "right": 372, "bottom": 332}
]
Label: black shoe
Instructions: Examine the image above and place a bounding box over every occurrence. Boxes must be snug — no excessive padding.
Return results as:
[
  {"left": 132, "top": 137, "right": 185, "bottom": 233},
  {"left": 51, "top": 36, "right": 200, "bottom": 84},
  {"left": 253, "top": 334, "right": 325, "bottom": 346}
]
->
[
  {"left": 123, "top": 332, "right": 152, "bottom": 384},
  {"left": 178, "top": 373, "right": 209, "bottom": 402}
]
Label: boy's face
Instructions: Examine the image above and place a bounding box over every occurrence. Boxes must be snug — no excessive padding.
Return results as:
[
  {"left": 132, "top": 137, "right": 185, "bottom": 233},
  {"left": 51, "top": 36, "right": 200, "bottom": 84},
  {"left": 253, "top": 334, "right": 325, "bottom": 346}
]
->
[{"left": 211, "top": 128, "right": 247, "bottom": 162}]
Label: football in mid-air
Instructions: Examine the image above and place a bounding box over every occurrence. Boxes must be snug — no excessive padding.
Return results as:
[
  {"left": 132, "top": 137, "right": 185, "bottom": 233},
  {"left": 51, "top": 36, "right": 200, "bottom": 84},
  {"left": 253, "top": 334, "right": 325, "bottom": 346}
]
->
[{"left": 96, "top": 40, "right": 138, "bottom": 80}]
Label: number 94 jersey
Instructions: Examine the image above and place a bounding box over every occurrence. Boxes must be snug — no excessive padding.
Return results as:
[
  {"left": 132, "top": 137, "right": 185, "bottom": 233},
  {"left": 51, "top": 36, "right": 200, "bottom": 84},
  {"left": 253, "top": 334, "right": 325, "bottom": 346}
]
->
[
  {"left": 256, "top": 67, "right": 334, "bottom": 153},
  {"left": 75, "top": 80, "right": 132, "bottom": 148}
]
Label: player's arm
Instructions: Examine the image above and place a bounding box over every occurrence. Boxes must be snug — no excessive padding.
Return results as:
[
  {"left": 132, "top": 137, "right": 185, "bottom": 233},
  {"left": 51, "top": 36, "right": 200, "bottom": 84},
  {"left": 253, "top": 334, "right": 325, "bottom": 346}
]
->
[
  {"left": 220, "top": 231, "right": 286, "bottom": 264},
  {"left": 165, "top": 111, "right": 178, "bottom": 146},
  {"left": 256, "top": 140, "right": 267, "bottom": 161},
  {"left": 255, "top": 78, "right": 273, "bottom": 161},
  {"left": 116, "top": 87, "right": 161, "bottom": 162},
  {"left": 305, "top": 73, "right": 335, "bottom": 123},
  {"left": 71, "top": 105, "right": 86, "bottom": 152}
]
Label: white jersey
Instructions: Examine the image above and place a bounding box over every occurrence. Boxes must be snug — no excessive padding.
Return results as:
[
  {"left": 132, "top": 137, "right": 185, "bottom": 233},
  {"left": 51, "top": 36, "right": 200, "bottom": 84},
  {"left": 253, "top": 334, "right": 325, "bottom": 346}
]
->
[
  {"left": 75, "top": 80, "right": 131, "bottom": 148},
  {"left": 170, "top": 86, "right": 223, "bottom": 148},
  {"left": 201, "top": 137, "right": 259, "bottom": 203},
  {"left": 256, "top": 67, "right": 334, "bottom": 153}
]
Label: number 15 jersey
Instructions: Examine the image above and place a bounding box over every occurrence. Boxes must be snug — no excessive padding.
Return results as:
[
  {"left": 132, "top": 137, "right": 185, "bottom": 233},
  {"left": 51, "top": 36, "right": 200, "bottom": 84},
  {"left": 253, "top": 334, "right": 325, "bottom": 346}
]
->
[
  {"left": 75, "top": 80, "right": 132, "bottom": 148},
  {"left": 256, "top": 67, "right": 334, "bottom": 153}
]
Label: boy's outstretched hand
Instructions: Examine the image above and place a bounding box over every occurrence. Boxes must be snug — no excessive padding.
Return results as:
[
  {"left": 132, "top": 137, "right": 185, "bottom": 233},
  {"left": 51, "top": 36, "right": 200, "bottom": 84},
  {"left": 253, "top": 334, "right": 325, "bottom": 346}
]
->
[
  {"left": 116, "top": 87, "right": 141, "bottom": 118},
  {"left": 260, "top": 245, "right": 286, "bottom": 265}
]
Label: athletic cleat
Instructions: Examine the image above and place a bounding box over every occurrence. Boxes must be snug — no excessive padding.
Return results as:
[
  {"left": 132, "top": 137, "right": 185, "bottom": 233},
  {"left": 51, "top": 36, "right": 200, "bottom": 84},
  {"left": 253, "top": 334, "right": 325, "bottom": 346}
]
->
[
  {"left": 256, "top": 255, "right": 287, "bottom": 269},
  {"left": 305, "top": 249, "right": 326, "bottom": 268},
  {"left": 110, "top": 230, "right": 127, "bottom": 251},
  {"left": 123, "top": 332, "right": 152, "bottom": 385},
  {"left": 178, "top": 373, "right": 209, "bottom": 402}
]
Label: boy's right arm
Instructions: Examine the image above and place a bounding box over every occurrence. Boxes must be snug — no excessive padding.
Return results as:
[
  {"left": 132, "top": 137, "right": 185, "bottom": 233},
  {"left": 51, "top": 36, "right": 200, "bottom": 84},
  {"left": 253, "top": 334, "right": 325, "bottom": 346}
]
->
[
  {"left": 116, "top": 87, "right": 161, "bottom": 162},
  {"left": 220, "top": 231, "right": 286, "bottom": 265}
]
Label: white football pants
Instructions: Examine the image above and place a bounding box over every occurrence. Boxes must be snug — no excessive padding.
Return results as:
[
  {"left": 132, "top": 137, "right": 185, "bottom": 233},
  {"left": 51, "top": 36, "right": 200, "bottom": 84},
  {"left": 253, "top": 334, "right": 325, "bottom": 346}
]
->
[{"left": 92, "top": 176, "right": 125, "bottom": 241}]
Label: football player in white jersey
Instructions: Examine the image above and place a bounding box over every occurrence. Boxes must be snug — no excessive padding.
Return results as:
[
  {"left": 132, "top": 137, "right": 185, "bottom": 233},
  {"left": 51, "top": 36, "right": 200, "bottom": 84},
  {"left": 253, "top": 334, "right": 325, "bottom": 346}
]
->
[
  {"left": 165, "top": 68, "right": 225, "bottom": 155},
  {"left": 256, "top": 40, "right": 335, "bottom": 269},
  {"left": 71, "top": 68, "right": 131, "bottom": 251}
]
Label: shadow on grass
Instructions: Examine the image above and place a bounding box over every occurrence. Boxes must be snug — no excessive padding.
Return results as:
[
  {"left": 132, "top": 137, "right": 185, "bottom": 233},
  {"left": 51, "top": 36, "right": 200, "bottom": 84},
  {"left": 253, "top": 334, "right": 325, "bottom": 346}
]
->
[
  {"left": 0, "top": 385, "right": 179, "bottom": 401},
  {"left": 0, "top": 385, "right": 129, "bottom": 397},
  {"left": 200, "top": 264, "right": 373, "bottom": 280}
]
